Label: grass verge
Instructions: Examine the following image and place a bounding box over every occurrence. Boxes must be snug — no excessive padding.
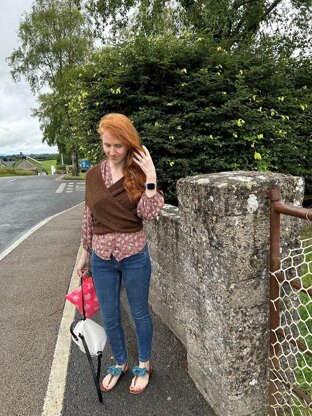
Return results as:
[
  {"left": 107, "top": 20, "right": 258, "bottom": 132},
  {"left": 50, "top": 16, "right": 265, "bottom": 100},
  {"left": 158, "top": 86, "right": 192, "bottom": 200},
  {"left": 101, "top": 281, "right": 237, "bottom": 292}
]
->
[
  {"left": 0, "top": 166, "right": 35, "bottom": 176},
  {"left": 37, "top": 159, "right": 57, "bottom": 174},
  {"left": 62, "top": 173, "right": 86, "bottom": 180}
]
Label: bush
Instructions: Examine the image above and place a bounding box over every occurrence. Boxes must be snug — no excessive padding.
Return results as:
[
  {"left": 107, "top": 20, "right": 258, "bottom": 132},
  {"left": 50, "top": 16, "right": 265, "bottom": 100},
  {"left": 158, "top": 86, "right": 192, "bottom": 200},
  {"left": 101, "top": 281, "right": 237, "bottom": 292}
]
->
[
  {"left": 65, "top": 165, "right": 74, "bottom": 175},
  {"left": 71, "top": 34, "right": 312, "bottom": 205},
  {"left": 56, "top": 164, "right": 66, "bottom": 173}
]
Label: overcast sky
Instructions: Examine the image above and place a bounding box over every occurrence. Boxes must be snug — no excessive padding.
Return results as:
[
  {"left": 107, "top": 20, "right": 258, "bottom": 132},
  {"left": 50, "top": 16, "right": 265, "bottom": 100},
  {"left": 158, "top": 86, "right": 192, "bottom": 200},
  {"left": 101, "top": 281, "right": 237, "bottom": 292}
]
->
[{"left": 0, "top": 0, "right": 58, "bottom": 156}]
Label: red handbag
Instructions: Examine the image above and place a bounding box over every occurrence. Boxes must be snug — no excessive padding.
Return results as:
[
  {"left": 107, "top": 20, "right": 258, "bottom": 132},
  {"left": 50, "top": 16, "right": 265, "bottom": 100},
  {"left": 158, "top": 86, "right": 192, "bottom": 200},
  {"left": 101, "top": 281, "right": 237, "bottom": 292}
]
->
[{"left": 65, "top": 273, "right": 100, "bottom": 318}]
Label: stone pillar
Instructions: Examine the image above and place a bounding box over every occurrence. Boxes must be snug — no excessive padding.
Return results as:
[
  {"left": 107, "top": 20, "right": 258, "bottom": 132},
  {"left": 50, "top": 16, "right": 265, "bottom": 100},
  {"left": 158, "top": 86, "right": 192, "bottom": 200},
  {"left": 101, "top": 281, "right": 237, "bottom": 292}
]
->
[{"left": 145, "top": 171, "right": 304, "bottom": 416}]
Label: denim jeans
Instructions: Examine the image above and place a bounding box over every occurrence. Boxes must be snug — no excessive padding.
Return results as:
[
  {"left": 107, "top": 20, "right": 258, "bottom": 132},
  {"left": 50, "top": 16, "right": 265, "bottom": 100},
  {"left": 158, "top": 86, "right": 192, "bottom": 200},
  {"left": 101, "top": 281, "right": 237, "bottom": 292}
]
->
[{"left": 91, "top": 244, "right": 153, "bottom": 365}]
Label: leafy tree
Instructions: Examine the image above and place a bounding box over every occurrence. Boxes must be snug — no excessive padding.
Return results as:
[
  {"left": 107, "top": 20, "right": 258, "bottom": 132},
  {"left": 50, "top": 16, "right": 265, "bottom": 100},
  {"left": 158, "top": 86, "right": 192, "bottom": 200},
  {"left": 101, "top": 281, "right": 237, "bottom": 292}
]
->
[
  {"left": 7, "top": 0, "right": 94, "bottom": 173},
  {"left": 32, "top": 91, "right": 70, "bottom": 159},
  {"left": 79, "top": 0, "right": 176, "bottom": 42},
  {"left": 66, "top": 34, "right": 312, "bottom": 204},
  {"left": 179, "top": 0, "right": 312, "bottom": 45},
  {"left": 9, "top": 0, "right": 93, "bottom": 91},
  {"left": 81, "top": 0, "right": 312, "bottom": 49}
]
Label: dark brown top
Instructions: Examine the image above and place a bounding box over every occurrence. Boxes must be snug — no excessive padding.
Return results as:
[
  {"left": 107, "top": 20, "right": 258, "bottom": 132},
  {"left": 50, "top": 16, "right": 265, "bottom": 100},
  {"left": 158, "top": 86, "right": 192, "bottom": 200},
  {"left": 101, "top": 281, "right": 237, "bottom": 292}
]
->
[{"left": 85, "top": 163, "right": 143, "bottom": 234}]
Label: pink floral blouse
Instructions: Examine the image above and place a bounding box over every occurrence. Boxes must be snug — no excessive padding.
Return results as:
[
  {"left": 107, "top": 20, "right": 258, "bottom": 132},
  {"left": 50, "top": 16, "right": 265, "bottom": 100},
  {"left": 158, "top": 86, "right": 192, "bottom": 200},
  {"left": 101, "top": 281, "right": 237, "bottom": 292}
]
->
[{"left": 82, "top": 160, "right": 164, "bottom": 261}]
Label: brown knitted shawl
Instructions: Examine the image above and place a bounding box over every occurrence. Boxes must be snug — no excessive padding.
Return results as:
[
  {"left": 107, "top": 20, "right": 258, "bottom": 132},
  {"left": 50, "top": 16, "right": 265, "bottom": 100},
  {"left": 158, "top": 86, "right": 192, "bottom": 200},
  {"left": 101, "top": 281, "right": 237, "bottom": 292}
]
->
[{"left": 85, "top": 163, "right": 143, "bottom": 234}]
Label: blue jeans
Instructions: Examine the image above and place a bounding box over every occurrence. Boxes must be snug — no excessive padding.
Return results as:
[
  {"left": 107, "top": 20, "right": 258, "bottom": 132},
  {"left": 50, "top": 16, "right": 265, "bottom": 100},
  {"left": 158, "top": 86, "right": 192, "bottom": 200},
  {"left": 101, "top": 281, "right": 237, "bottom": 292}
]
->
[{"left": 91, "top": 244, "right": 153, "bottom": 365}]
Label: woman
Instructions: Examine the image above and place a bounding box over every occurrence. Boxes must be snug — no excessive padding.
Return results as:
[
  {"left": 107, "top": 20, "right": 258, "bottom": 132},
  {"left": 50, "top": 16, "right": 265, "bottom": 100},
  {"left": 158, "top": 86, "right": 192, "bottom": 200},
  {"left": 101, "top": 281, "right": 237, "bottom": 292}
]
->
[{"left": 76, "top": 113, "right": 164, "bottom": 395}]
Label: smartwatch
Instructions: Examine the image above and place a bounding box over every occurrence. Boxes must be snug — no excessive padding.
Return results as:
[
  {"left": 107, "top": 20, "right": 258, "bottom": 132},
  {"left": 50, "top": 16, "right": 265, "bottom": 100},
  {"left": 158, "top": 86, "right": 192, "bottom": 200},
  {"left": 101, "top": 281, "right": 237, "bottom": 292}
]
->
[{"left": 145, "top": 183, "right": 156, "bottom": 190}]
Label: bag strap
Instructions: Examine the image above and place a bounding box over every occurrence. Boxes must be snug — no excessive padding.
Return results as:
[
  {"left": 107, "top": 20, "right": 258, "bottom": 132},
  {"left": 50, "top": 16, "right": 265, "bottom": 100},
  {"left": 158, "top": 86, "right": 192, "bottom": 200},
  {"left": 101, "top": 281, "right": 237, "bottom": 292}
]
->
[
  {"left": 80, "top": 276, "right": 86, "bottom": 319},
  {"left": 70, "top": 319, "right": 80, "bottom": 341},
  {"left": 80, "top": 334, "right": 103, "bottom": 403}
]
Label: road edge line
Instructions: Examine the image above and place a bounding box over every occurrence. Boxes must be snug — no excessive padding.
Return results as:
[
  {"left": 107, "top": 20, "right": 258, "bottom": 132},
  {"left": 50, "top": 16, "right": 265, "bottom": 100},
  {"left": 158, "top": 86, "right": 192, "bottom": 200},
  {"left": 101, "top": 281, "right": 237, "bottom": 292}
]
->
[
  {"left": 0, "top": 202, "right": 84, "bottom": 262},
  {"left": 41, "top": 245, "right": 82, "bottom": 416}
]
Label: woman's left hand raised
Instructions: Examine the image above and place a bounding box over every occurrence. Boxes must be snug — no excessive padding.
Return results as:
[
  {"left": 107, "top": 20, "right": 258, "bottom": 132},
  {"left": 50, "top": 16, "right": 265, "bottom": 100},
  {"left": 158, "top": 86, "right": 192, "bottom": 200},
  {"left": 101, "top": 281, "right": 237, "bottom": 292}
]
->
[{"left": 133, "top": 145, "right": 157, "bottom": 181}]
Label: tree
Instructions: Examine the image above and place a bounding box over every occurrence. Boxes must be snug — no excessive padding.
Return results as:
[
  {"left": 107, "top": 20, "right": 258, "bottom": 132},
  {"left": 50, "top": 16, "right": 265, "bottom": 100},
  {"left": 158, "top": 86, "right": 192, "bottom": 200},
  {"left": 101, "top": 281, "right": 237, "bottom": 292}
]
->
[
  {"left": 63, "top": 34, "right": 312, "bottom": 204},
  {"left": 179, "top": 0, "right": 312, "bottom": 45},
  {"left": 7, "top": 0, "right": 94, "bottom": 174},
  {"left": 77, "top": 0, "right": 174, "bottom": 43},
  {"left": 81, "top": 0, "right": 312, "bottom": 49},
  {"left": 32, "top": 91, "right": 70, "bottom": 157}
]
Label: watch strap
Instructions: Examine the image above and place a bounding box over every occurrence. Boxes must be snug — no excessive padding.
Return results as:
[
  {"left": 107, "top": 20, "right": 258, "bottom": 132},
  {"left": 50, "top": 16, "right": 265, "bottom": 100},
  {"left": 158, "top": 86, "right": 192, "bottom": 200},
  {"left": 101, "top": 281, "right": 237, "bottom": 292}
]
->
[{"left": 145, "top": 182, "right": 156, "bottom": 190}]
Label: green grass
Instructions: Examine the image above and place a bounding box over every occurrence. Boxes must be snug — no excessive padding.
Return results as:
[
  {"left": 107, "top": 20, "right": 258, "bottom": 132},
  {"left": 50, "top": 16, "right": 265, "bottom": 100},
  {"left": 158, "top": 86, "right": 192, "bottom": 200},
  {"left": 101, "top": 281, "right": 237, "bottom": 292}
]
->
[
  {"left": 62, "top": 173, "right": 86, "bottom": 180},
  {"left": 301, "top": 225, "right": 312, "bottom": 240},
  {"left": 1, "top": 158, "right": 57, "bottom": 176},
  {"left": 0, "top": 160, "right": 85, "bottom": 177},
  {"left": 293, "top": 406, "right": 312, "bottom": 416},
  {"left": 293, "top": 224, "right": 312, "bottom": 412},
  {"left": 0, "top": 166, "right": 35, "bottom": 176},
  {"left": 34, "top": 159, "right": 57, "bottom": 174},
  {"left": 271, "top": 225, "right": 312, "bottom": 415}
]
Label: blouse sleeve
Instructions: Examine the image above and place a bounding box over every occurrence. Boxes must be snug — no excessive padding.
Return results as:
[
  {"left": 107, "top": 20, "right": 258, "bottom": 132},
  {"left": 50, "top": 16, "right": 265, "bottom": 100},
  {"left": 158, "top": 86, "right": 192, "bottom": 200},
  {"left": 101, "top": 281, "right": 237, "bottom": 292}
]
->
[
  {"left": 81, "top": 204, "right": 93, "bottom": 252},
  {"left": 137, "top": 192, "right": 165, "bottom": 221}
]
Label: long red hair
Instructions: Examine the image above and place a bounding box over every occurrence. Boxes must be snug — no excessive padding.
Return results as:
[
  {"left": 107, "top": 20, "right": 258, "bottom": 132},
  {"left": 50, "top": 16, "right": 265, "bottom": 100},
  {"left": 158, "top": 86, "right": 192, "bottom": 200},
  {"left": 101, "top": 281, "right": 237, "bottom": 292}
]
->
[{"left": 97, "top": 113, "right": 146, "bottom": 204}]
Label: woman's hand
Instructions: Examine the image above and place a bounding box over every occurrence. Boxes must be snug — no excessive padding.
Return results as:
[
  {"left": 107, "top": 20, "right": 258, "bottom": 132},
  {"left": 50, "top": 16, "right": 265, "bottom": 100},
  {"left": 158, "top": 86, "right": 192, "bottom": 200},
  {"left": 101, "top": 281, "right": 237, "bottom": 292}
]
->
[
  {"left": 133, "top": 145, "right": 157, "bottom": 182},
  {"left": 76, "top": 248, "right": 90, "bottom": 278}
]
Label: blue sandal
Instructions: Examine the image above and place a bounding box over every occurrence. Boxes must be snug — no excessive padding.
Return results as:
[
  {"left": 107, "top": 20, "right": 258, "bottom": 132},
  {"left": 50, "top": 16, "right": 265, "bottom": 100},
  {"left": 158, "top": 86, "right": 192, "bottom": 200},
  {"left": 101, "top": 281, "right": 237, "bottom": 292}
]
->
[
  {"left": 129, "top": 365, "right": 153, "bottom": 395},
  {"left": 100, "top": 362, "right": 128, "bottom": 392}
]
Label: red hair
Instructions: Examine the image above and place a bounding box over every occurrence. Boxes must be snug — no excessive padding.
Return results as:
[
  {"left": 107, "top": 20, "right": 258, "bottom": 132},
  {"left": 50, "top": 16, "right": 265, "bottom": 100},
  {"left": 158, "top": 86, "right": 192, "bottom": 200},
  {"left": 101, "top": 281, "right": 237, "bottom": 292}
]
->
[{"left": 98, "top": 113, "right": 146, "bottom": 204}]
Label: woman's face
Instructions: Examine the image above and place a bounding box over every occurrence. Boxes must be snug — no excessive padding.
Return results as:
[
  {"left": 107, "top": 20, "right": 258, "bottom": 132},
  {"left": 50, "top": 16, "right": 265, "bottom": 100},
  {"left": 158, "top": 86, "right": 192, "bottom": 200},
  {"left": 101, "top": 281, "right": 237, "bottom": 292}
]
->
[{"left": 101, "top": 130, "right": 128, "bottom": 166}]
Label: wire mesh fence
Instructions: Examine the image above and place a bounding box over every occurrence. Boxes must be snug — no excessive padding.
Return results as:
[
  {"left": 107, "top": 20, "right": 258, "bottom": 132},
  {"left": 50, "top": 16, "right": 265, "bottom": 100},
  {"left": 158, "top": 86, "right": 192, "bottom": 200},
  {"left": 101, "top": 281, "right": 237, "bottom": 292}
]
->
[{"left": 269, "top": 236, "right": 312, "bottom": 415}]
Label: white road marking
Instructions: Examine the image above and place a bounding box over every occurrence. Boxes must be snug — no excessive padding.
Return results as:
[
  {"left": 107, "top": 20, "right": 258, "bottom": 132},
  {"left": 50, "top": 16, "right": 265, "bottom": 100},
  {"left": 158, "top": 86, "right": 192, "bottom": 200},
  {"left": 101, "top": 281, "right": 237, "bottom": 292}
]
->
[
  {"left": 56, "top": 183, "right": 66, "bottom": 193},
  {"left": 41, "top": 245, "right": 81, "bottom": 416},
  {"left": 0, "top": 202, "right": 84, "bottom": 262},
  {"left": 7, "top": 179, "right": 17, "bottom": 182},
  {"left": 66, "top": 183, "right": 74, "bottom": 193},
  {"left": 0, "top": 202, "right": 84, "bottom": 415},
  {"left": 56, "top": 181, "right": 85, "bottom": 193}
]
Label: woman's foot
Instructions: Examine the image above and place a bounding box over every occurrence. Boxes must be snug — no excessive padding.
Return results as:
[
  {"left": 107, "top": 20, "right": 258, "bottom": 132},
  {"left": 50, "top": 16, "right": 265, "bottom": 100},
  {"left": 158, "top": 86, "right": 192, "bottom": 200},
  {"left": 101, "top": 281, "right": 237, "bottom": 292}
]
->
[
  {"left": 100, "top": 362, "right": 128, "bottom": 392},
  {"left": 129, "top": 361, "right": 152, "bottom": 394}
]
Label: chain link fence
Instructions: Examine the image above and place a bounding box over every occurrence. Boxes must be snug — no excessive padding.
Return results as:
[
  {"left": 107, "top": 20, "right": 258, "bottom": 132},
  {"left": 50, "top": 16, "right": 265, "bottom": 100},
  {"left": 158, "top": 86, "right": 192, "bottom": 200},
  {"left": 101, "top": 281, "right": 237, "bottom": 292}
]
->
[{"left": 269, "top": 186, "right": 312, "bottom": 416}]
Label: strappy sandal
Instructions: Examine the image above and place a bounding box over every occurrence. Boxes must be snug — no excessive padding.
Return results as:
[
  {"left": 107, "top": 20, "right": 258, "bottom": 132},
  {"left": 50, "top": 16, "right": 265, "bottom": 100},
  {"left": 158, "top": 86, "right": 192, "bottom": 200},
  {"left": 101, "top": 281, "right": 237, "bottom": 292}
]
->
[
  {"left": 129, "top": 365, "right": 153, "bottom": 395},
  {"left": 100, "top": 362, "right": 129, "bottom": 392}
]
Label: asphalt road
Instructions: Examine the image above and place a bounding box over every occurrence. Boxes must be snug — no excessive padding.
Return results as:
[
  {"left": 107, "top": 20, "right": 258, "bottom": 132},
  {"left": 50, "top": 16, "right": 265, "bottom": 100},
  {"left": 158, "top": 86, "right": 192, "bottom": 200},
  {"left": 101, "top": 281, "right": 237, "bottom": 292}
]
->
[
  {"left": 0, "top": 177, "right": 216, "bottom": 416},
  {"left": 0, "top": 175, "right": 85, "bottom": 254},
  {"left": 0, "top": 204, "right": 84, "bottom": 416}
]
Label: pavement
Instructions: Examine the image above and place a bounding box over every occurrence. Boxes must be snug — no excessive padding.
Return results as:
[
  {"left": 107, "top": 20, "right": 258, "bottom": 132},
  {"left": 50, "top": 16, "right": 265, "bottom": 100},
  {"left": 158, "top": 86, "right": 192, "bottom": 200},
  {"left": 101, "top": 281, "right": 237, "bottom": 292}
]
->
[{"left": 0, "top": 204, "right": 216, "bottom": 416}]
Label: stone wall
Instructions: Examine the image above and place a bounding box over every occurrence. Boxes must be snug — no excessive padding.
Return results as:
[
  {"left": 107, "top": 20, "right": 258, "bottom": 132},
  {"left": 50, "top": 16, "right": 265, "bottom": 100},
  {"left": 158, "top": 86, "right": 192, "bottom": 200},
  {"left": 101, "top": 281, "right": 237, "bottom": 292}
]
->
[{"left": 144, "top": 171, "right": 304, "bottom": 416}]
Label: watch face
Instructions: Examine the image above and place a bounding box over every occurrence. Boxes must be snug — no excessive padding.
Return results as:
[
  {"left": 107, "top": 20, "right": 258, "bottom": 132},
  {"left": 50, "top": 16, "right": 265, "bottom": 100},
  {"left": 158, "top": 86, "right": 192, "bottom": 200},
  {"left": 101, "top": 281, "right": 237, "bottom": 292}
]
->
[{"left": 146, "top": 183, "right": 156, "bottom": 190}]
